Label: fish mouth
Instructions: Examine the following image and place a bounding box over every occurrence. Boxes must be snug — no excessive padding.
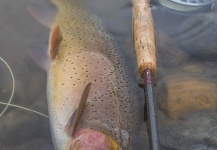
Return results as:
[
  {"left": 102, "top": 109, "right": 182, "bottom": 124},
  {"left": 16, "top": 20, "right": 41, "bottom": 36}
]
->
[{"left": 69, "top": 129, "right": 121, "bottom": 150}]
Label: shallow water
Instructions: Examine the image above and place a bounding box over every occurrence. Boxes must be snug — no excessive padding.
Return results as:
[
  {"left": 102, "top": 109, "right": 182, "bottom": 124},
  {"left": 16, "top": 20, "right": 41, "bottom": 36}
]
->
[{"left": 0, "top": 0, "right": 217, "bottom": 149}]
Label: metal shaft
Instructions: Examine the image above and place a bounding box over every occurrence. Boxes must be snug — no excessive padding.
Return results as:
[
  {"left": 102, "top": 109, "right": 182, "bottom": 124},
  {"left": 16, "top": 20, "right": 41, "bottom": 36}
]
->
[{"left": 144, "top": 69, "right": 159, "bottom": 150}]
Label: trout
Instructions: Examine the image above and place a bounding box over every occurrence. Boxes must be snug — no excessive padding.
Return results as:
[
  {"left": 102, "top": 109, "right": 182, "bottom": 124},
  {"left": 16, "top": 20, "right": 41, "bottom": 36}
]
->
[{"left": 29, "top": 0, "right": 144, "bottom": 149}]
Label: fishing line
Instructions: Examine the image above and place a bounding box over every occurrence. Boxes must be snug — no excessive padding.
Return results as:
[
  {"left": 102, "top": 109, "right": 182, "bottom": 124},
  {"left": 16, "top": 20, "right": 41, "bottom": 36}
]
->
[
  {"left": 0, "top": 57, "right": 15, "bottom": 117},
  {"left": 0, "top": 57, "right": 48, "bottom": 118},
  {"left": 0, "top": 102, "right": 48, "bottom": 118}
]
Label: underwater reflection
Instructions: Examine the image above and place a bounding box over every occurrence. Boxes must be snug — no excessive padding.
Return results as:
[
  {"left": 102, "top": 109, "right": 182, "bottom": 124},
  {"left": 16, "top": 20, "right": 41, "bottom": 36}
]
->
[{"left": 0, "top": 0, "right": 217, "bottom": 149}]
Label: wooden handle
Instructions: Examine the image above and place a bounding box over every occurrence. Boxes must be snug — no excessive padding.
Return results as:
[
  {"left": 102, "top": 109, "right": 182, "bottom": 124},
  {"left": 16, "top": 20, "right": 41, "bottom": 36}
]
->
[{"left": 133, "top": 0, "right": 156, "bottom": 77}]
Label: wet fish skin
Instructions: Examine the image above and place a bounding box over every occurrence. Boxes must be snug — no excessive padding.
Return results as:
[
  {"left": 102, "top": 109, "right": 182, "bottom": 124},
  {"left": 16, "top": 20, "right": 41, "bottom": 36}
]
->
[{"left": 44, "top": 0, "right": 143, "bottom": 149}]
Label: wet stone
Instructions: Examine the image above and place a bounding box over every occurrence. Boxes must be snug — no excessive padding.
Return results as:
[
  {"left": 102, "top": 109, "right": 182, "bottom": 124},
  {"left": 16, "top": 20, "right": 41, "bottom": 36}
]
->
[
  {"left": 156, "top": 74, "right": 217, "bottom": 119},
  {"left": 177, "top": 13, "right": 217, "bottom": 61},
  {"left": 16, "top": 139, "right": 54, "bottom": 150},
  {"left": 0, "top": 108, "right": 50, "bottom": 146},
  {"left": 159, "top": 110, "right": 217, "bottom": 150},
  {"left": 156, "top": 31, "right": 189, "bottom": 70}
]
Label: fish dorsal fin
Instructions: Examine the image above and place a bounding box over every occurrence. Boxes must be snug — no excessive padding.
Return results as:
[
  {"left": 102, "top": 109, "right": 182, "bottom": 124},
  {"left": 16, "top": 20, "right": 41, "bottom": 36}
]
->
[
  {"left": 65, "top": 83, "right": 92, "bottom": 136},
  {"left": 28, "top": 4, "right": 57, "bottom": 28},
  {"left": 49, "top": 25, "right": 62, "bottom": 60}
]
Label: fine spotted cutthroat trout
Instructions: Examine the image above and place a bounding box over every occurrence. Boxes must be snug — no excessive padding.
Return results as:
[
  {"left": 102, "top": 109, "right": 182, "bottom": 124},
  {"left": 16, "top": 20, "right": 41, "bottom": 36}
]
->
[{"left": 29, "top": 0, "right": 144, "bottom": 149}]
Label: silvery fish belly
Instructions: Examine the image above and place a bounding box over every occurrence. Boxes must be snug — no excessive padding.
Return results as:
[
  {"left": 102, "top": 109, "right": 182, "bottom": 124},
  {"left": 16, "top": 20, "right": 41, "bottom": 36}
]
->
[{"left": 43, "top": 0, "right": 144, "bottom": 149}]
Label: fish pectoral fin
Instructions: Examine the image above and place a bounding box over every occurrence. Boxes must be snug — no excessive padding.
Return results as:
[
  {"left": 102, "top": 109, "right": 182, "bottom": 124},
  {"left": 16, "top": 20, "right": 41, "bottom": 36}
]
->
[
  {"left": 28, "top": 43, "right": 49, "bottom": 71},
  {"left": 65, "top": 83, "right": 92, "bottom": 137},
  {"left": 27, "top": 4, "right": 57, "bottom": 28},
  {"left": 49, "top": 25, "right": 63, "bottom": 60},
  {"left": 65, "top": 109, "right": 78, "bottom": 135}
]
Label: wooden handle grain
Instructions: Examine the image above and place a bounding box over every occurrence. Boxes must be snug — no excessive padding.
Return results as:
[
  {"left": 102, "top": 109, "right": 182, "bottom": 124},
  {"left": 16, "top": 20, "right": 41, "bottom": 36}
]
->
[{"left": 133, "top": 0, "right": 156, "bottom": 77}]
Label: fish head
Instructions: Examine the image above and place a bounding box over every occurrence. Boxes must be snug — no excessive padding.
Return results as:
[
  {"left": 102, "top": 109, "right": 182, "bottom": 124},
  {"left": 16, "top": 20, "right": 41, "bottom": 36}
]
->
[{"left": 68, "top": 129, "right": 121, "bottom": 150}]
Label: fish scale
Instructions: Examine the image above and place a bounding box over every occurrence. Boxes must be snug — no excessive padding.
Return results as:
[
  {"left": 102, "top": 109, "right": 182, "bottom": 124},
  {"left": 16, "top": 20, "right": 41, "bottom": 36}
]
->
[{"left": 44, "top": 0, "right": 144, "bottom": 149}]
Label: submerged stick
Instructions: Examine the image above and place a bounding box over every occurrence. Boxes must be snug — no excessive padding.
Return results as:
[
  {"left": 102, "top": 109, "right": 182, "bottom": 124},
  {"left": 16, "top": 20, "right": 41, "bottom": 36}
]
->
[{"left": 132, "top": 0, "right": 159, "bottom": 149}]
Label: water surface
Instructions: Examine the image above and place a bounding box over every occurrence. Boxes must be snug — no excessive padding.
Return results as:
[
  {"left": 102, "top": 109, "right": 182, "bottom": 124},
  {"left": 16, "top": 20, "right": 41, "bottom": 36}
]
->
[{"left": 0, "top": 0, "right": 217, "bottom": 149}]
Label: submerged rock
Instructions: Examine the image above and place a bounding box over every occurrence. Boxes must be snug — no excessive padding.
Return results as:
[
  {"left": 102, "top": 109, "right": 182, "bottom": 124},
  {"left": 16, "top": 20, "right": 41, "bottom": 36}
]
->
[
  {"left": 156, "top": 32, "right": 189, "bottom": 70},
  {"left": 0, "top": 139, "right": 54, "bottom": 150},
  {"left": 159, "top": 110, "right": 217, "bottom": 150},
  {"left": 0, "top": 107, "right": 50, "bottom": 146},
  {"left": 16, "top": 139, "right": 54, "bottom": 150},
  {"left": 156, "top": 74, "right": 217, "bottom": 119},
  {"left": 155, "top": 30, "right": 217, "bottom": 120},
  {"left": 177, "top": 13, "right": 217, "bottom": 61},
  {"left": 155, "top": 18, "right": 217, "bottom": 149},
  {"left": 0, "top": 109, "right": 38, "bottom": 145}
]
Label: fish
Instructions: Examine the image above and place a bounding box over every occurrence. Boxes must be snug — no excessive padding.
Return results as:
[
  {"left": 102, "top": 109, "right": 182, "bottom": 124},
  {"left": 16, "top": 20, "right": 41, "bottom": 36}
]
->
[{"left": 28, "top": 0, "right": 144, "bottom": 149}]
